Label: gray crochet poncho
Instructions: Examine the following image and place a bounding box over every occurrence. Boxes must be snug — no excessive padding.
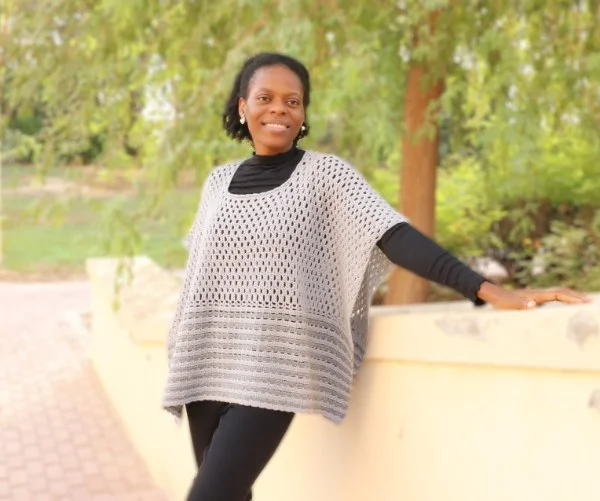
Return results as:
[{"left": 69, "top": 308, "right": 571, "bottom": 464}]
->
[{"left": 163, "top": 151, "right": 406, "bottom": 423}]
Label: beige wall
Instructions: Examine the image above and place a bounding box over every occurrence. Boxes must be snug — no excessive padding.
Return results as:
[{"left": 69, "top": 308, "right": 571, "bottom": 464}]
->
[{"left": 87, "top": 257, "right": 600, "bottom": 501}]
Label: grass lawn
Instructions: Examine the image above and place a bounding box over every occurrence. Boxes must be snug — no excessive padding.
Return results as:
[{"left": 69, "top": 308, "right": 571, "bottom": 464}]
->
[
  {"left": 1, "top": 165, "right": 471, "bottom": 301},
  {"left": 2, "top": 165, "right": 199, "bottom": 277}
]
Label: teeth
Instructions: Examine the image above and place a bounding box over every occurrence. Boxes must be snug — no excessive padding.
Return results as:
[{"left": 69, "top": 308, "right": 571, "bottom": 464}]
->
[{"left": 264, "top": 123, "right": 286, "bottom": 129}]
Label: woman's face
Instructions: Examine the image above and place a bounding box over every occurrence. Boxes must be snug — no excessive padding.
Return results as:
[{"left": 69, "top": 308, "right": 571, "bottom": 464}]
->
[{"left": 239, "top": 64, "right": 305, "bottom": 156}]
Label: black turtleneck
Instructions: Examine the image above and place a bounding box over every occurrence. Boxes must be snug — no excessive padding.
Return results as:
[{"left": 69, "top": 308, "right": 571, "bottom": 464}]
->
[
  {"left": 228, "top": 146, "right": 303, "bottom": 193},
  {"left": 228, "top": 147, "right": 487, "bottom": 305}
]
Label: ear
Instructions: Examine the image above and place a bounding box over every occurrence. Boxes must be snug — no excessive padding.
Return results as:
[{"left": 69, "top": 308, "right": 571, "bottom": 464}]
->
[{"left": 238, "top": 97, "right": 246, "bottom": 118}]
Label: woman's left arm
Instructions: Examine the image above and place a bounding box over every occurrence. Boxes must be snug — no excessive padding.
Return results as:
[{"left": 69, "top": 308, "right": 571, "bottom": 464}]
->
[{"left": 377, "top": 223, "right": 591, "bottom": 309}]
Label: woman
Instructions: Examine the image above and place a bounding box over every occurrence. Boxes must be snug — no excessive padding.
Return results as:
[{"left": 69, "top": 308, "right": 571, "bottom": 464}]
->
[{"left": 163, "top": 52, "right": 589, "bottom": 501}]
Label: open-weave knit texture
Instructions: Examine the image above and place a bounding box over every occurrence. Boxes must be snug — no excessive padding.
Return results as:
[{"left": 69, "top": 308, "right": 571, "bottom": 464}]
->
[{"left": 163, "top": 151, "right": 406, "bottom": 423}]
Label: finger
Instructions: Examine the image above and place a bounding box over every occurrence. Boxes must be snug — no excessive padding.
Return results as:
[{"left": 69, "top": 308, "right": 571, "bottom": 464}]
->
[
  {"left": 551, "top": 288, "right": 591, "bottom": 303},
  {"left": 560, "top": 288, "right": 593, "bottom": 302},
  {"left": 554, "top": 291, "right": 590, "bottom": 304},
  {"left": 534, "top": 290, "right": 588, "bottom": 304}
]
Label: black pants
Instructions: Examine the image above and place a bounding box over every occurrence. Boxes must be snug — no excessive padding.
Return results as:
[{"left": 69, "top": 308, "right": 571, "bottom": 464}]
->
[{"left": 185, "top": 400, "right": 295, "bottom": 501}]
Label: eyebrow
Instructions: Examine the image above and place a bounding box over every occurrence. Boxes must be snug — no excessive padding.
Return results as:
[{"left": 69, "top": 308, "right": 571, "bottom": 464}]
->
[{"left": 255, "top": 88, "right": 302, "bottom": 97}]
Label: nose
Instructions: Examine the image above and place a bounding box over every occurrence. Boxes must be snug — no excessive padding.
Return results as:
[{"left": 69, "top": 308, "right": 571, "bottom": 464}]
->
[{"left": 268, "top": 98, "right": 287, "bottom": 115}]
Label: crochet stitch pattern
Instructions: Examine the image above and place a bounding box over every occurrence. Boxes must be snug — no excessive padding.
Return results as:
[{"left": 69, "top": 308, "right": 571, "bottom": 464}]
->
[{"left": 163, "top": 151, "right": 407, "bottom": 423}]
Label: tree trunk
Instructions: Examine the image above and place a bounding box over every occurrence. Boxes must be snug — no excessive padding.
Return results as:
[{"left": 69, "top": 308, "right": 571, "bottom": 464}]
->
[{"left": 385, "top": 11, "right": 445, "bottom": 305}]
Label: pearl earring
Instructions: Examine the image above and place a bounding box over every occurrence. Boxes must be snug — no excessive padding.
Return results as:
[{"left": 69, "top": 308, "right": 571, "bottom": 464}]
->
[
  {"left": 301, "top": 124, "right": 306, "bottom": 132},
  {"left": 240, "top": 115, "right": 246, "bottom": 125}
]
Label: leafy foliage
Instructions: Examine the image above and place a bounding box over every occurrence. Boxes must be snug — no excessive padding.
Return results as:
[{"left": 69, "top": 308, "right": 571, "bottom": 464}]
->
[
  {"left": 517, "top": 211, "right": 600, "bottom": 291},
  {"left": 3, "top": 0, "right": 600, "bottom": 290}
]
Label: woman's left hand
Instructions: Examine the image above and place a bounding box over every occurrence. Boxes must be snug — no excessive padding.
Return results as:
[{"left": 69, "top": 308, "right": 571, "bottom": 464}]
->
[{"left": 477, "top": 281, "right": 592, "bottom": 310}]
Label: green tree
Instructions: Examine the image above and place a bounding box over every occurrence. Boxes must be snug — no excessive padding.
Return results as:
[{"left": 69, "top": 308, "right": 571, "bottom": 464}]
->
[{"left": 3, "top": 0, "right": 600, "bottom": 297}]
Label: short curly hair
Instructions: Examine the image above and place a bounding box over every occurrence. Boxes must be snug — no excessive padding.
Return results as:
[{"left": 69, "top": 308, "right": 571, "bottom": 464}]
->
[{"left": 222, "top": 52, "right": 311, "bottom": 145}]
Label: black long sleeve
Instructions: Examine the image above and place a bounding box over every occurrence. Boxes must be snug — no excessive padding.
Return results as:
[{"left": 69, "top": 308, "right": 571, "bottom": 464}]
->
[{"left": 376, "top": 223, "right": 488, "bottom": 305}]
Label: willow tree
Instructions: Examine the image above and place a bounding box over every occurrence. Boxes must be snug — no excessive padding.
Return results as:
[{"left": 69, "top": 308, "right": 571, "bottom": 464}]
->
[
  {"left": 2, "top": 0, "right": 407, "bottom": 265},
  {"left": 385, "top": 5, "right": 450, "bottom": 304},
  {"left": 387, "top": 0, "right": 600, "bottom": 302},
  {"left": 4, "top": 0, "right": 600, "bottom": 297}
]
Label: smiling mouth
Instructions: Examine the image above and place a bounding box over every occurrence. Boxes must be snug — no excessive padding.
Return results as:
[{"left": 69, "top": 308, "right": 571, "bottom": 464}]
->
[{"left": 262, "top": 122, "right": 289, "bottom": 130}]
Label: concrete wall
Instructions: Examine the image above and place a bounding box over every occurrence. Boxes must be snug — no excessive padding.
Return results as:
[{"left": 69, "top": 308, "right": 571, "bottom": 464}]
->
[{"left": 87, "top": 256, "right": 600, "bottom": 501}]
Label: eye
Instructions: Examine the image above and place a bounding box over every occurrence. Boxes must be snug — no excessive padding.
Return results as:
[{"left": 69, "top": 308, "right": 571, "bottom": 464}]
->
[
  {"left": 288, "top": 99, "right": 301, "bottom": 106},
  {"left": 257, "top": 95, "right": 270, "bottom": 103}
]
